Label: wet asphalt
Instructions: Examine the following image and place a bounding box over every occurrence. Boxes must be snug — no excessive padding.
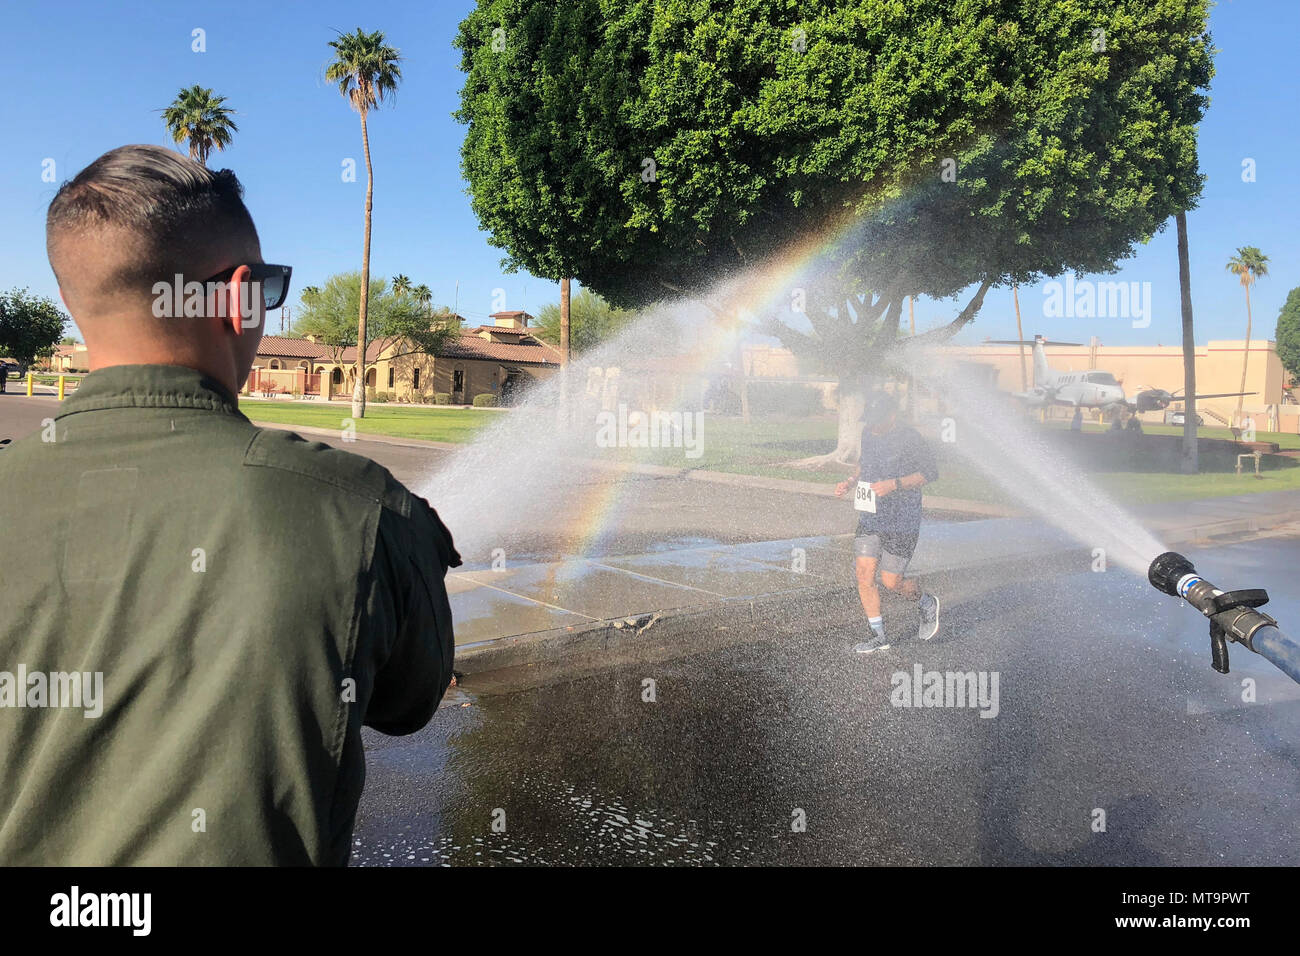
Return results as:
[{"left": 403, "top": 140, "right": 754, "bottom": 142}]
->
[{"left": 353, "top": 532, "right": 1300, "bottom": 866}]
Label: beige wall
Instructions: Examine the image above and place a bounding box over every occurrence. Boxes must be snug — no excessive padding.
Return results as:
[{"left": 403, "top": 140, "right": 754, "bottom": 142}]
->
[
  {"left": 942, "top": 340, "right": 1290, "bottom": 423},
  {"left": 246, "top": 346, "right": 553, "bottom": 404},
  {"left": 386, "top": 353, "right": 505, "bottom": 402}
]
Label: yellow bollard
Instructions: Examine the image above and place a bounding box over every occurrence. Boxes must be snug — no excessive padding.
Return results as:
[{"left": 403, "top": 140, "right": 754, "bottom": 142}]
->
[
  {"left": 26, "top": 372, "right": 33, "bottom": 397},
  {"left": 58, "top": 374, "right": 66, "bottom": 400}
]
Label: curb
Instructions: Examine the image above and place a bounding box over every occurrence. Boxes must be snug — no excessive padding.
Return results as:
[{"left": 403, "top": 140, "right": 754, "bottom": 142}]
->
[{"left": 1157, "top": 510, "right": 1300, "bottom": 545}]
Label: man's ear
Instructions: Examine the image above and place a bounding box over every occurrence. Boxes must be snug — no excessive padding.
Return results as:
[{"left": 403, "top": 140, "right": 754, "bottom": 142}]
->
[{"left": 223, "top": 264, "right": 253, "bottom": 336}]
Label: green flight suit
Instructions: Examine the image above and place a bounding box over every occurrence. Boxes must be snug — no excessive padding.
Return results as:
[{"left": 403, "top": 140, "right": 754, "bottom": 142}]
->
[{"left": 0, "top": 364, "right": 459, "bottom": 865}]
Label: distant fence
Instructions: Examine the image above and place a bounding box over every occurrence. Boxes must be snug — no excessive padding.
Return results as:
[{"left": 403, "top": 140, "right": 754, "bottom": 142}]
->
[{"left": 247, "top": 368, "right": 322, "bottom": 397}]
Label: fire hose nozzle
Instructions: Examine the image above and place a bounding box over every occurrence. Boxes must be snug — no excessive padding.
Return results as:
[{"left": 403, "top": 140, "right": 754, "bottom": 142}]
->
[
  {"left": 1146, "top": 551, "right": 1298, "bottom": 683},
  {"left": 1148, "top": 551, "right": 1198, "bottom": 598}
]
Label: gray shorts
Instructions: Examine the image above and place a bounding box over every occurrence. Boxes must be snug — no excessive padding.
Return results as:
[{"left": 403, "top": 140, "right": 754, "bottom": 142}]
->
[{"left": 854, "top": 529, "right": 918, "bottom": 575}]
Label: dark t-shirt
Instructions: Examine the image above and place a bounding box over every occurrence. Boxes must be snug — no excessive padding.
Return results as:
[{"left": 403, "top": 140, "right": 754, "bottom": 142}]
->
[{"left": 856, "top": 424, "right": 938, "bottom": 533}]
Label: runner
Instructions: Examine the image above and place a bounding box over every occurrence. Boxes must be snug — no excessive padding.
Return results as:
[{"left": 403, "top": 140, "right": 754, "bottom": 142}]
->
[{"left": 834, "top": 391, "right": 940, "bottom": 653}]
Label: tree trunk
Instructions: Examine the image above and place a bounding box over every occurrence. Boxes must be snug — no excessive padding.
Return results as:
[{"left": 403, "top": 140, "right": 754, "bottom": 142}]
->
[
  {"left": 559, "top": 277, "right": 571, "bottom": 365},
  {"left": 788, "top": 383, "right": 865, "bottom": 469},
  {"left": 354, "top": 108, "right": 374, "bottom": 420},
  {"left": 734, "top": 337, "right": 751, "bottom": 426},
  {"left": 1236, "top": 281, "right": 1252, "bottom": 424},
  {"left": 788, "top": 296, "right": 901, "bottom": 469},
  {"left": 557, "top": 277, "right": 572, "bottom": 425},
  {"left": 724, "top": 297, "right": 750, "bottom": 425},
  {"left": 1176, "top": 211, "right": 1198, "bottom": 474}
]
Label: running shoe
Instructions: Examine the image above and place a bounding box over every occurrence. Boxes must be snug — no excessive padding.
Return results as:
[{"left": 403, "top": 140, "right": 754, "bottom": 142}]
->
[{"left": 917, "top": 592, "right": 940, "bottom": 642}]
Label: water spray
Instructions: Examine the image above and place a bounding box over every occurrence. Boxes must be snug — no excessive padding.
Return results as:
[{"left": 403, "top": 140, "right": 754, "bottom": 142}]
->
[{"left": 1147, "top": 551, "right": 1300, "bottom": 684}]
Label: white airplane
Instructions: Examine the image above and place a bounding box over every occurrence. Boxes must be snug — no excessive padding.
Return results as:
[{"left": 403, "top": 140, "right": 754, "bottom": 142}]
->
[{"left": 988, "top": 335, "right": 1252, "bottom": 428}]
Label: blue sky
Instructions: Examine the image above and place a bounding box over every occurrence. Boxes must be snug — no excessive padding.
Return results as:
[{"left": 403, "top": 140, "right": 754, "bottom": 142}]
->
[{"left": 1, "top": 0, "right": 1295, "bottom": 348}]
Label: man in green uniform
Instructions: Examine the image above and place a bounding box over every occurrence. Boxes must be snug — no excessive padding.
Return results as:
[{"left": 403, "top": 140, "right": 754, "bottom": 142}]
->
[{"left": 0, "top": 145, "right": 460, "bottom": 865}]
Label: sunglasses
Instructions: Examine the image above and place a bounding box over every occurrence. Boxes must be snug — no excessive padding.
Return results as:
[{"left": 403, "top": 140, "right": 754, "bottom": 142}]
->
[{"left": 202, "top": 263, "right": 293, "bottom": 312}]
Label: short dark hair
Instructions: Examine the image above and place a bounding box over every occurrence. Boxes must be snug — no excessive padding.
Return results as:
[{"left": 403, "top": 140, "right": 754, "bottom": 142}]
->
[{"left": 46, "top": 144, "right": 258, "bottom": 298}]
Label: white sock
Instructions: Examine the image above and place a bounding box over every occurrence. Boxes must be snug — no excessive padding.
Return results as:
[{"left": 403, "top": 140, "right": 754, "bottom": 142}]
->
[{"left": 868, "top": 616, "right": 885, "bottom": 638}]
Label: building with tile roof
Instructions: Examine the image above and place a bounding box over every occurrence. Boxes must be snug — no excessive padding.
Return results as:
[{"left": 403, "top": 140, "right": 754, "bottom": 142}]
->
[{"left": 245, "top": 310, "right": 560, "bottom": 404}]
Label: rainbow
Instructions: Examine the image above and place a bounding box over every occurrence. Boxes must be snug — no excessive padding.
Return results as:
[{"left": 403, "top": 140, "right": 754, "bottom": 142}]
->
[{"left": 553, "top": 193, "right": 910, "bottom": 560}]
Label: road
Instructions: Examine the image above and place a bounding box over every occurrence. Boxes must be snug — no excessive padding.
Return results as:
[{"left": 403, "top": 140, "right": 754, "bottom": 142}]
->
[{"left": 352, "top": 532, "right": 1300, "bottom": 866}]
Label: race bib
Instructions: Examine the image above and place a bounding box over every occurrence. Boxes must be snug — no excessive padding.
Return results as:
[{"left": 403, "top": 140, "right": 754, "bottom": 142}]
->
[{"left": 853, "top": 481, "right": 877, "bottom": 513}]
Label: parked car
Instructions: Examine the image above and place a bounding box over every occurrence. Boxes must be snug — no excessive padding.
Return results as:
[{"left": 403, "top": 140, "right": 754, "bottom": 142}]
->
[{"left": 1167, "top": 411, "right": 1204, "bottom": 427}]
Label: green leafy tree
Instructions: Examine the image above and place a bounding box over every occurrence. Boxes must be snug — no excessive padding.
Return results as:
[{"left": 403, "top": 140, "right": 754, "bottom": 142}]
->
[
  {"left": 534, "top": 288, "right": 633, "bottom": 354},
  {"left": 456, "top": 0, "right": 1213, "bottom": 463},
  {"left": 1274, "top": 287, "right": 1300, "bottom": 384},
  {"left": 326, "top": 28, "right": 403, "bottom": 418},
  {"left": 391, "top": 274, "right": 412, "bottom": 296},
  {"left": 160, "top": 86, "right": 238, "bottom": 167},
  {"left": 1225, "top": 246, "right": 1269, "bottom": 421},
  {"left": 293, "top": 272, "right": 456, "bottom": 383},
  {"left": 0, "top": 289, "right": 68, "bottom": 367}
]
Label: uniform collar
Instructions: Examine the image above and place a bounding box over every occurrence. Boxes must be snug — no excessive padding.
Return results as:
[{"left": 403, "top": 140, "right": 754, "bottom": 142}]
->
[{"left": 56, "top": 364, "right": 244, "bottom": 418}]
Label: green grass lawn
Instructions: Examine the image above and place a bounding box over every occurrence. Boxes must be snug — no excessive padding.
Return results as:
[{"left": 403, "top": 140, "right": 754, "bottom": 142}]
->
[
  {"left": 242, "top": 401, "right": 1300, "bottom": 506},
  {"left": 240, "top": 399, "right": 496, "bottom": 444},
  {"left": 1091, "top": 468, "right": 1300, "bottom": 504},
  {"left": 1057, "top": 420, "right": 1300, "bottom": 450}
]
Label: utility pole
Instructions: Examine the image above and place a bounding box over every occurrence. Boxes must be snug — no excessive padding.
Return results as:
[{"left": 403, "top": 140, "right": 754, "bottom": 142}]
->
[
  {"left": 1012, "top": 284, "right": 1027, "bottom": 392},
  {"left": 1176, "top": 210, "right": 1199, "bottom": 474},
  {"left": 907, "top": 295, "right": 917, "bottom": 421}
]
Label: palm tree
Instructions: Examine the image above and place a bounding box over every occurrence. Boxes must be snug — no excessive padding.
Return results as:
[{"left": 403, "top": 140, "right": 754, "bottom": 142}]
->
[
  {"left": 1176, "top": 212, "right": 1197, "bottom": 473},
  {"left": 391, "top": 274, "right": 412, "bottom": 297},
  {"left": 326, "top": 28, "right": 402, "bottom": 418},
  {"left": 1225, "top": 246, "right": 1270, "bottom": 423},
  {"left": 161, "top": 86, "right": 237, "bottom": 167},
  {"left": 412, "top": 283, "right": 433, "bottom": 317}
]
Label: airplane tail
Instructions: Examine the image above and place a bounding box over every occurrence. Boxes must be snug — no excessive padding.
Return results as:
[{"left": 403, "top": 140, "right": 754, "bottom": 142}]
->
[
  {"left": 984, "top": 335, "right": 1082, "bottom": 389},
  {"left": 1032, "top": 337, "right": 1050, "bottom": 388}
]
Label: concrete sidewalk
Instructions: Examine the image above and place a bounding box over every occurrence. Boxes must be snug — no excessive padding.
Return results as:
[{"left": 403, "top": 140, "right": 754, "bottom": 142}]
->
[{"left": 452, "top": 489, "right": 1300, "bottom": 675}]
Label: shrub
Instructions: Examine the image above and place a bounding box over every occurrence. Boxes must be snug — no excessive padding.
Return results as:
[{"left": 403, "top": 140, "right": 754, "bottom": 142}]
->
[
  {"left": 473, "top": 393, "right": 498, "bottom": 407},
  {"left": 372, "top": 391, "right": 390, "bottom": 403},
  {"left": 434, "top": 392, "right": 451, "bottom": 405}
]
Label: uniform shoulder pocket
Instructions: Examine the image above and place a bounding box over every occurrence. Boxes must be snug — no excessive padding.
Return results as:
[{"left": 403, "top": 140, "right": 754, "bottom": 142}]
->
[{"left": 243, "top": 428, "right": 391, "bottom": 503}]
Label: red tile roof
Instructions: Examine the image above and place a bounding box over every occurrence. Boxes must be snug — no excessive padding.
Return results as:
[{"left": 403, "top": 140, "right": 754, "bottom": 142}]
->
[
  {"left": 439, "top": 332, "right": 559, "bottom": 365},
  {"left": 255, "top": 335, "right": 331, "bottom": 359},
  {"left": 339, "top": 341, "right": 388, "bottom": 363},
  {"left": 254, "top": 332, "right": 559, "bottom": 367},
  {"left": 470, "top": 325, "right": 531, "bottom": 336}
]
